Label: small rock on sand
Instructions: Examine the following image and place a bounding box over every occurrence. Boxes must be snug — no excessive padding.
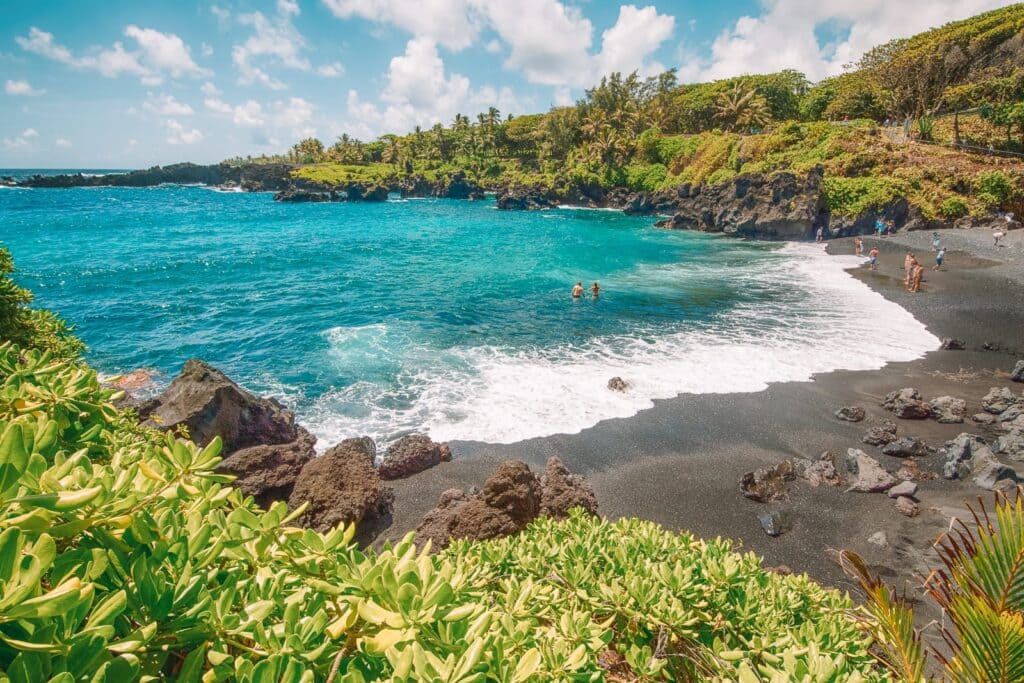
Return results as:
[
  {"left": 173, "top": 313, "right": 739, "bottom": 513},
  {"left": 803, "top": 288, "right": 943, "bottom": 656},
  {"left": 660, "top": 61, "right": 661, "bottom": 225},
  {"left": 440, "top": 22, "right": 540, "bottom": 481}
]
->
[
  {"left": 930, "top": 396, "right": 966, "bottom": 424},
  {"left": 758, "top": 510, "right": 792, "bottom": 537},
  {"left": 881, "top": 437, "right": 933, "bottom": 458},
  {"left": 1012, "top": 360, "right": 1024, "bottom": 383},
  {"left": 863, "top": 421, "right": 898, "bottom": 446},
  {"left": 887, "top": 481, "right": 918, "bottom": 499},
  {"left": 983, "top": 387, "right": 1019, "bottom": 415},
  {"left": 939, "top": 338, "right": 965, "bottom": 350},
  {"left": 741, "top": 460, "right": 795, "bottom": 502},
  {"left": 845, "top": 449, "right": 897, "bottom": 493},
  {"left": 607, "top": 376, "right": 630, "bottom": 392},
  {"left": 834, "top": 406, "right": 866, "bottom": 422},
  {"left": 867, "top": 531, "right": 888, "bottom": 547},
  {"left": 894, "top": 496, "right": 919, "bottom": 517}
]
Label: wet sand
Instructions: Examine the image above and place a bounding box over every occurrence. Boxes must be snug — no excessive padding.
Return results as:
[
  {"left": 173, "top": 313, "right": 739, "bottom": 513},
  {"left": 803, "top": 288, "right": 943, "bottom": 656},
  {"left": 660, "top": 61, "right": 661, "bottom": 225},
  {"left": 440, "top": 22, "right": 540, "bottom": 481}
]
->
[{"left": 384, "top": 226, "right": 1024, "bottom": 620}]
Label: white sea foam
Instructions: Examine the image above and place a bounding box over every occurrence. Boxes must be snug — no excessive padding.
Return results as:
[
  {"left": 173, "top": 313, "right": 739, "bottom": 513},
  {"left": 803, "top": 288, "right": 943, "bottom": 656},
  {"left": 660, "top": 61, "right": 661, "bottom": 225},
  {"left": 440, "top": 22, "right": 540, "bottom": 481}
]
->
[{"left": 301, "top": 243, "right": 938, "bottom": 447}]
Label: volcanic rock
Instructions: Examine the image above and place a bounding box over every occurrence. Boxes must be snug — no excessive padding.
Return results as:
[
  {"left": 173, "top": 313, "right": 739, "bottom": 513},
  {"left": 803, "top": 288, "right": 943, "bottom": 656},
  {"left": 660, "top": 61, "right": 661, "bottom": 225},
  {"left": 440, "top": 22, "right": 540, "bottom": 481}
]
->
[
  {"left": 758, "top": 510, "right": 792, "bottom": 537},
  {"left": 1012, "top": 361, "right": 1024, "bottom": 383},
  {"left": 982, "top": 387, "right": 1019, "bottom": 415},
  {"left": 939, "top": 338, "right": 966, "bottom": 350},
  {"left": 887, "top": 481, "right": 918, "bottom": 499},
  {"left": 607, "top": 376, "right": 630, "bottom": 392},
  {"left": 942, "top": 433, "right": 988, "bottom": 480},
  {"left": 792, "top": 452, "right": 843, "bottom": 487},
  {"left": 378, "top": 434, "right": 452, "bottom": 480},
  {"left": 496, "top": 185, "right": 559, "bottom": 210},
  {"left": 138, "top": 359, "right": 300, "bottom": 454},
  {"left": 539, "top": 456, "right": 598, "bottom": 518},
  {"left": 844, "top": 449, "right": 897, "bottom": 493},
  {"left": 881, "top": 437, "right": 933, "bottom": 458},
  {"left": 287, "top": 437, "right": 394, "bottom": 544},
  {"left": 741, "top": 460, "right": 796, "bottom": 502},
  {"left": 863, "top": 421, "right": 898, "bottom": 446},
  {"left": 930, "top": 396, "right": 966, "bottom": 424},
  {"left": 882, "top": 388, "right": 930, "bottom": 419},
  {"left": 216, "top": 428, "right": 317, "bottom": 507},
  {"left": 894, "top": 497, "right": 920, "bottom": 517},
  {"left": 834, "top": 406, "right": 866, "bottom": 422}
]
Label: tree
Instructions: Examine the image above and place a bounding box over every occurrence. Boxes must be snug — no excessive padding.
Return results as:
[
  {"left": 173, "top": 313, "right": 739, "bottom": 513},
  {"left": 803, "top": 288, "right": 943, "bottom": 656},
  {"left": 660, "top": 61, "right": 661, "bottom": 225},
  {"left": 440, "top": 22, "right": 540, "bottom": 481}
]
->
[
  {"left": 290, "top": 137, "right": 325, "bottom": 163},
  {"left": 714, "top": 84, "right": 771, "bottom": 132},
  {"left": 380, "top": 134, "right": 402, "bottom": 168}
]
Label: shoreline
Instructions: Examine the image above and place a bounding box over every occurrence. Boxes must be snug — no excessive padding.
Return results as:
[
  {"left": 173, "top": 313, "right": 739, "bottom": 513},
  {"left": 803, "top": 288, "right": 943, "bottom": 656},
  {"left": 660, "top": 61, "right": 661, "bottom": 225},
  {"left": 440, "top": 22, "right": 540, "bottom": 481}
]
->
[{"left": 382, "top": 226, "right": 1024, "bottom": 631}]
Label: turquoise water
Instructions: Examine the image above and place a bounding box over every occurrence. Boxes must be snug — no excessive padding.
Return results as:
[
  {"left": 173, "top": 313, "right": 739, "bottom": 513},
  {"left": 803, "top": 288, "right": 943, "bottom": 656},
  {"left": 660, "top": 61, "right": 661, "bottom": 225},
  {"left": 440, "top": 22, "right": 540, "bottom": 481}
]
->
[{"left": 0, "top": 184, "right": 937, "bottom": 445}]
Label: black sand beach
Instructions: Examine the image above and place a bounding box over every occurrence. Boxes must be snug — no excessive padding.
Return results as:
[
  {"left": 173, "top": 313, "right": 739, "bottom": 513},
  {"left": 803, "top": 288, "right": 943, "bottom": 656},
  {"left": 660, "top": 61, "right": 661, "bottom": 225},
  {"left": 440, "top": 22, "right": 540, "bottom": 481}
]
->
[{"left": 384, "top": 226, "right": 1024, "bottom": 627}]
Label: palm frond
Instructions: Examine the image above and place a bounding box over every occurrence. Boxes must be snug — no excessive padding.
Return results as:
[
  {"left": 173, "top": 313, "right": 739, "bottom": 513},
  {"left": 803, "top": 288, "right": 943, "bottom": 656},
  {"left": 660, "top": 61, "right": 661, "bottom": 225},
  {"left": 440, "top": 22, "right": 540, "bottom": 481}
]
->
[
  {"left": 943, "top": 592, "right": 1024, "bottom": 683},
  {"left": 839, "top": 550, "right": 929, "bottom": 682}
]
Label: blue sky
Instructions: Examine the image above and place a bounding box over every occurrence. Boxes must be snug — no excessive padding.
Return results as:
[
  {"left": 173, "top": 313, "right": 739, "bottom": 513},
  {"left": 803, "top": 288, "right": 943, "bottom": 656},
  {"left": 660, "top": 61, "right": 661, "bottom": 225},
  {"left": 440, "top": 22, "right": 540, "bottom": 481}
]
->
[{"left": 1, "top": 0, "right": 1013, "bottom": 167}]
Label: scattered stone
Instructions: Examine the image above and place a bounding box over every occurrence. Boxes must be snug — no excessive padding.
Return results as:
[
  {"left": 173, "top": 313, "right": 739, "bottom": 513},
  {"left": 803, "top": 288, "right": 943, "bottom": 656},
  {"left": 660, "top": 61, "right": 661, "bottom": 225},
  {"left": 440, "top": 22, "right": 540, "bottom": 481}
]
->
[
  {"left": 882, "top": 389, "right": 931, "bottom": 419},
  {"left": 540, "top": 456, "right": 599, "bottom": 518},
  {"left": 882, "top": 437, "right": 933, "bottom": 458},
  {"left": 607, "top": 376, "right": 630, "bottom": 392},
  {"left": 896, "top": 459, "right": 936, "bottom": 482},
  {"left": 138, "top": 359, "right": 301, "bottom": 455},
  {"left": 216, "top": 428, "right": 317, "bottom": 508},
  {"left": 930, "top": 396, "right": 966, "bottom": 424},
  {"left": 887, "top": 481, "right": 918, "bottom": 499},
  {"left": 845, "top": 449, "right": 898, "bottom": 493},
  {"left": 863, "top": 421, "right": 898, "bottom": 446},
  {"left": 108, "top": 369, "right": 153, "bottom": 391},
  {"left": 971, "top": 446, "right": 1020, "bottom": 490},
  {"left": 998, "top": 405, "right": 1023, "bottom": 423},
  {"left": 994, "top": 431, "right": 1024, "bottom": 461},
  {"left": 741, "top": 460, "right": 795, "bottom": 502},
  {"left": 982, "top": 387, "right": 1019, "bottom": 415},
  {"left": 758, "top": 510, "right": 792, "bottom": 537},
  {"left": 939, "top": 338, "right": 966, "bottom": 350},
  {"left": 983, "top": 342, "right": 1001, "bottom": 351},
  {"left": 973, "top": 413, "right": 998, "bottom": 425},
  {"left": 895, "top": 496, "right": 920, "bottom": 517},
  {"left": 377, "top": 434, "right": 452, "bottom": 480},
  {"left": 867, "top": 531, "right": 888, "bottom": 547},
  {"left": 792, "top": 452, "right": 843, "bottom": 487},
  {"left": 834, "top": 406, "right": 866, "bottom": 422},
  {"left": 942, "top": 433, "right": 988, "bottom": 480},
  {"left": 1012, "top": 360, "right": 1024, "bottom": 383},
  {"left": 416, "top": 459, "right": 595, "bottom": 550},
  {"left": 766, "top": 565, "right": 793, "bottom": 575},
  {"left": 287, "top": 437, "right": 394, "bottom": 544}
]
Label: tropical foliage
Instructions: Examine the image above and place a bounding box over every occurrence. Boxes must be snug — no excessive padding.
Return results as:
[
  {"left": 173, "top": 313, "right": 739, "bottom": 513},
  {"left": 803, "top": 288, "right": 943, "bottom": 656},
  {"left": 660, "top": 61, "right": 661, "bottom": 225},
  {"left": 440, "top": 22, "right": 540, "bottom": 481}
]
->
[
  {"left": 842, "top": 490, "right": 1024, "bottom": 682},
  {"left": 0, "top": 248, "right": 83, "bottom": 360}
]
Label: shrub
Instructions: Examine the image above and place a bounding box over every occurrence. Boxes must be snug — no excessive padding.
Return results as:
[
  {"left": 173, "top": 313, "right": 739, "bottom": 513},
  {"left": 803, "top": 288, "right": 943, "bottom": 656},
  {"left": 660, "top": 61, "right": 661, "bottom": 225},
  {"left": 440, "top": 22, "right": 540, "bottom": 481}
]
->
[
  {"left": 0, "top": 246, "right": 84, "bottom": 359},
  {"left": 823, "top": 176, "right": 907, "bottom": 217},
  {"left": 974, "top": 170, "right": 1016, "bottom": 209},
  {"left": 624, "top": 163, "right": 668, "bottom": 192},
  {"left": 940, "top": 196, "right": 969, "bottom": 218}
]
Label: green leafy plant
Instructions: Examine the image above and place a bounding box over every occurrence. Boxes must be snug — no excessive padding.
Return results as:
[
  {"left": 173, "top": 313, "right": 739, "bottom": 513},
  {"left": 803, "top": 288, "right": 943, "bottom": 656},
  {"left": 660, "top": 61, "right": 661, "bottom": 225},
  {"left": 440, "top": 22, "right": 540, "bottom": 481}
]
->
[{"left": 842, "top": 489, "right": 1024, "bottom": 682}]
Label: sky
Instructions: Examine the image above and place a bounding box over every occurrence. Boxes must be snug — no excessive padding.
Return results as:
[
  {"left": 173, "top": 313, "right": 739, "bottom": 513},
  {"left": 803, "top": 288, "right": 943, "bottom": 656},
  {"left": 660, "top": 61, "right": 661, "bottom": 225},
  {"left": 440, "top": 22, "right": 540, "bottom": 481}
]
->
[{"left": 1, "top": 0, "right": 1015, "bottom": 168}]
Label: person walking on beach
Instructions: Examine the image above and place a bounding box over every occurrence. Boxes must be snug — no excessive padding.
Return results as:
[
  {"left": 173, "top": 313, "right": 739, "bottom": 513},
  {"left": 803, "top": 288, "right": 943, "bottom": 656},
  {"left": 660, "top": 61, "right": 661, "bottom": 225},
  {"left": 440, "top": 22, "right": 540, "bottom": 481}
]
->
[
  {"left": 903, "top": 252, "right": 915, "bottom": 287},
  {"left": 933, "top": 247, "right": 945, "bottom": 271},
  {"left": 854, "top": 237, "right": 863, "bottom": 256},
  {"left": 875, "top": 219, "right": 885, "bottom": 238},
  {"left": 909, "top": 264, "right": 924, "bottom": 293},
  {"left": 571, "top": 282, "right": 584, "bottom": 298},
  {"left": 816, "top": 227, "right": 824, "bottom": 243},
  {"left": 590, "top": 282, "right": 601, "bottom": 297},
  {"left": 994, "top": 230, "right": 1006, "bottom": 247},
  {"left": 868, "top": 247, "right": 879, "bottom": 270},
  {"left": 931, "top": 231, "right": 941, "bottom": 251}
]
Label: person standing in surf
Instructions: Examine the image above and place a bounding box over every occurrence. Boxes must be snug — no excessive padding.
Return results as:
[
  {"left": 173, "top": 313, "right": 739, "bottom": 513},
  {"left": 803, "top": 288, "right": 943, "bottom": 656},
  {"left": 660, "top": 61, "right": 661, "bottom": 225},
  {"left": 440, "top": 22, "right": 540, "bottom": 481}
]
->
[
  {"left": 903, "top": 252, "right": 914, "bottom": 287},
  {"left": 590, "top": 282, "right": 601, "bottom": 297},
  {"left": 854, "top": 237, "right": 863, "bottom": 256},
  {"left": 868, "top": 247, "right": 879, "bottom": 270},
  {"left": 910, "top": 263, "right": 924, "bottom": 293},
  {"left": 572, "top": 282, "right": 584, "bottom": 298},
  {"left": 933, "top": 247, "right": 945, "bottom": 271}
]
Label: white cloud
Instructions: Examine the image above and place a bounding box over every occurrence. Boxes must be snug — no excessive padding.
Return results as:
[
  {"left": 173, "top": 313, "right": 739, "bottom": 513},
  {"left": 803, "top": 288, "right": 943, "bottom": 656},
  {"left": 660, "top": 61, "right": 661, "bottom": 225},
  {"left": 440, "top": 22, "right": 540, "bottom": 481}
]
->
[
  {"left": 211, "top": 5, "right": 230, "bottom": 21},
  {"left": 692, "top": 0, "right": 1010, "bottom": 82},
  {"left": 16, "top": 25, "right": 211, "bottom": 85},
  {"left": 165, "top": 118, "right": 203, "bottom": 144},
  {"left": 55, "top": 137, "right": 72, "bottom": 148},
  {"left": 317, "top": 61, "right": 345, "bottom": 77},
  {"left": 201, "top": 42, "right": 214, "bottom": 57},
  {"left": 322, "top": 0, "right": 483, "bottom": 50},
  {"left": 200, "top": 81, "right": 221, "bottom": 96},
  {"left": 232, "top": 3, "right": 312, "bottom": 89},
  {"left": 325, "top": 2, "right": 675, "bottom": 88},
  {"left": 3, "top": 128, "right": 38, "bottom": 150},
  {"left": 5, "top": 79, "right": 46, "bottom": 96},
  {"left": 344, "top": 36, "right": 525, "bottom": 136},
  {"left": 205, "top": 95, "right": 317, "bottom": 139},
  {"left": 143, "top": 92, "right": 194, "bottom": 116}
]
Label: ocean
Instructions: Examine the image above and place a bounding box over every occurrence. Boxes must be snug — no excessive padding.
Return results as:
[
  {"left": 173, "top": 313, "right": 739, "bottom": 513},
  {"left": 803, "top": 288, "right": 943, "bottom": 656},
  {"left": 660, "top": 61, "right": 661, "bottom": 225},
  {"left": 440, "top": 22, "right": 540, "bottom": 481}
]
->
[{"left": 0, "top": 181, "right": 939, "bottom": 446}]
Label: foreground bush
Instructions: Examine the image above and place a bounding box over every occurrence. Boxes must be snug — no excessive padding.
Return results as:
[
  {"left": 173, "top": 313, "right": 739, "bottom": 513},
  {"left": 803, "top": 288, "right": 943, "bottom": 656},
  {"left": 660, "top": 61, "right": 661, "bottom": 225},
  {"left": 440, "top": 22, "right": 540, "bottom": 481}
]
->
[{"left": 0, "top": 341, "right": 887, "bottom": 681}]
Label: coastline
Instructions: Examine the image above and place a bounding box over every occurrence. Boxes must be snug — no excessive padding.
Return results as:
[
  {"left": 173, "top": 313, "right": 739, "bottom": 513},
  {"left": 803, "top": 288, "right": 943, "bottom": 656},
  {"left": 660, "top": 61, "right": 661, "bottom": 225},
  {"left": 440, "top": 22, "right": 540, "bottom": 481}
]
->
[{"left": 382, "top": 226, "right": 1024, "bottom": 623}]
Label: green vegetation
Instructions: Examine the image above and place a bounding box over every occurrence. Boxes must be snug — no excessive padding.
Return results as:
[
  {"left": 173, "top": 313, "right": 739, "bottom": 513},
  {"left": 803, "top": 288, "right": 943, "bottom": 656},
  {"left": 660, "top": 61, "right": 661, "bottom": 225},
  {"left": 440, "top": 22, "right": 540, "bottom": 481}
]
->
[
  {"left": 222, "top": 5, "right": 1024, "bottom": 223},
  {"left": 843, "top": 491, "right": 1024, "bottom": 682},
  {"left": 0, "top": 247, "right": 83, "bottom": 360},
  {"left": 0, "top": 251, "right": 895, "bottom": 681}
]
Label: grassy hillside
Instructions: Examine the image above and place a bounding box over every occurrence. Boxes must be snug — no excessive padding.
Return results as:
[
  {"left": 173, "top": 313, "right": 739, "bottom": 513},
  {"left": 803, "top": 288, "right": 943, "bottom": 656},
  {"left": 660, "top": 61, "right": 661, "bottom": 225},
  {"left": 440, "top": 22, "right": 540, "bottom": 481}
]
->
[{"left": 244, "top": 5, "right": 1024, "bottom": 223}]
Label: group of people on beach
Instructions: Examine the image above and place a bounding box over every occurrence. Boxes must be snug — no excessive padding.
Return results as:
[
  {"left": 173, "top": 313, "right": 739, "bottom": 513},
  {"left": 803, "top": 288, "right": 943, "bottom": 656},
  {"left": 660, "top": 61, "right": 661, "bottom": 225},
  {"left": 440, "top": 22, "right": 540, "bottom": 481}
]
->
[
  {"left": 572, "top": 281, "right": 601, "bottom": 298},
  {"left": 903, "top": 252, "right": 925, "bottom": 293}
]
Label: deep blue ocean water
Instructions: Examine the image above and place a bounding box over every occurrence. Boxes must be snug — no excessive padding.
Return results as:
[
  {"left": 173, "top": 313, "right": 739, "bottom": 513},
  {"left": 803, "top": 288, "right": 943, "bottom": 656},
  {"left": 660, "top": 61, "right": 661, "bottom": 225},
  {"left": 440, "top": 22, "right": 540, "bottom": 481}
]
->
[{"left": 0, "top": 182, "right": 937, "bottom": 445}]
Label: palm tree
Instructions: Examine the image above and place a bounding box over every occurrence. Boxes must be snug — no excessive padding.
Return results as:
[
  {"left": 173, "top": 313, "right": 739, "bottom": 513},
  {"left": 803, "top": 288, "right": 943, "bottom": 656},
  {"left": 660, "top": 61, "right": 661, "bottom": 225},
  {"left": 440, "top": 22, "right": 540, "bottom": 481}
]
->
[
  {"left": 380, "top": 135, "right": 402, "bottom": 168},
  {"left": 714, "top": 84, "right": 771, "bottom": 132}
]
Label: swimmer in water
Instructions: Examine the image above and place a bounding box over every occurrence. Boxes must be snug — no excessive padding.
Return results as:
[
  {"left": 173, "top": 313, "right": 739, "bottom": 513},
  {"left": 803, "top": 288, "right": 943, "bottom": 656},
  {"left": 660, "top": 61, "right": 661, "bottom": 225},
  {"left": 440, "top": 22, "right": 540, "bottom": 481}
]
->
[
  {"left": 571, "top": 282, "right": 584, "bottom": 298},
  {"left": 591, "top": 282, "right": 601, "bottom": 297}
]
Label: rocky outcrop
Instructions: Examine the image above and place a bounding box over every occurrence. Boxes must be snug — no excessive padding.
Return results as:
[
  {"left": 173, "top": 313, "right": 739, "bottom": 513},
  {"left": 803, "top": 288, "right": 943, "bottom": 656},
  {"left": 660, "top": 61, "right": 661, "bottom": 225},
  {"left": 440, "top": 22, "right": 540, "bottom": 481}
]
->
[
  {"left": 415, "top": 458, "right": 595, "bottom": 550},
  {"left": 882, "top": 388, "right": 931, "bottom": 419},
  {"left": 287, "top": 437, "right": 394, "bottom": 544},
  {"left": 653, "top": 167, "right": 828, "bottom": 240},
  {"left": 943, "top": 433, "right": 987, "bottom": 480},
  {"left": 844, "top": 449, "right": 897, "bottom": 493},
  {"left": 139, "top": 359, "right": 301, "bottom": 454},
  {"left": 495, "top": 185, "right": 559, "bottom": 210},
  {"left": 396, "top": 174, "right": 435, "bottom": 198},
  {"left": 217, "top": 429, "right": 317, "bottom": 507},
  {"left": 741, "top": 460, "right": 796, "bottom": 502},
  {"left": 539, "top": 456, "right": 598, "bottom": 519},
  {"left": 17, "top": 162, "right": 297, "bottom": 191},
  {"left": 378, "top": 434, "right": 452, "bottom": 480},
  {"left": 434, "top": 171, "right": 484, "bottom": 200},
  {"left": 274, "top": 189, "right": 336, "bottom": 202}
]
